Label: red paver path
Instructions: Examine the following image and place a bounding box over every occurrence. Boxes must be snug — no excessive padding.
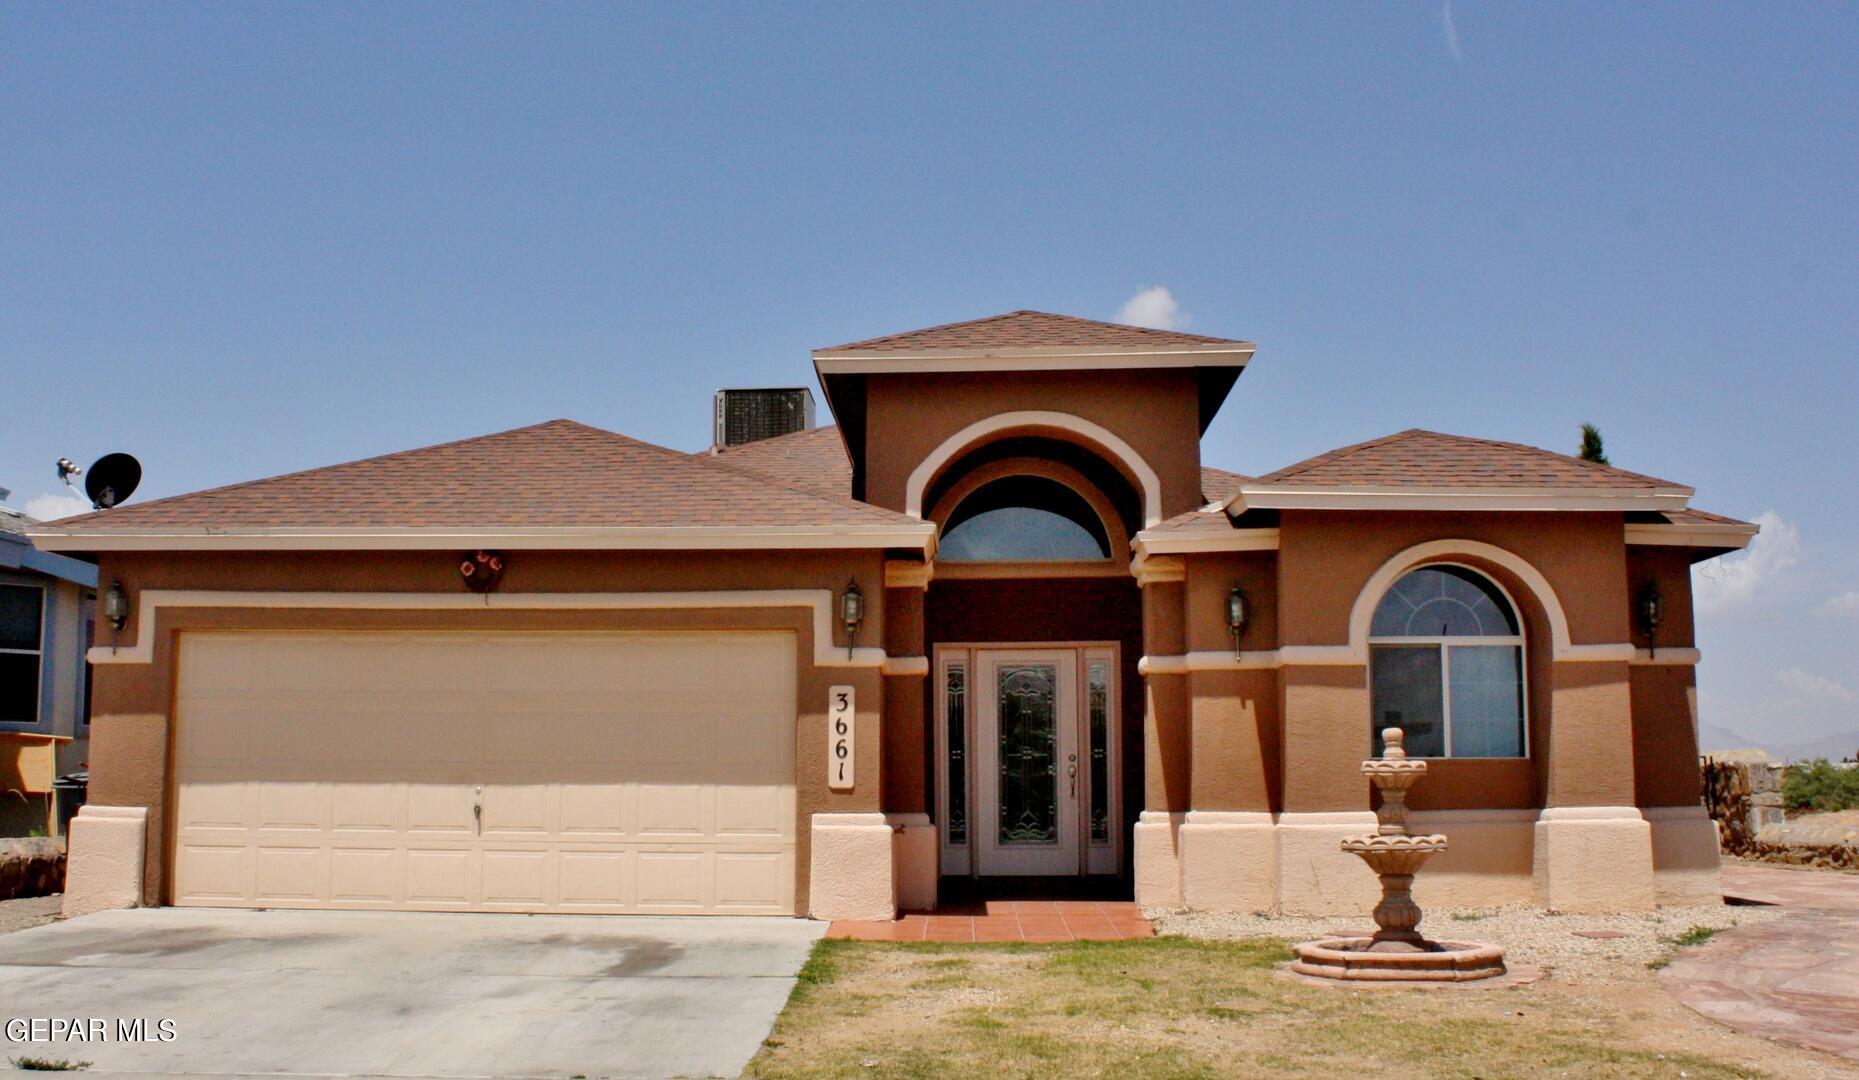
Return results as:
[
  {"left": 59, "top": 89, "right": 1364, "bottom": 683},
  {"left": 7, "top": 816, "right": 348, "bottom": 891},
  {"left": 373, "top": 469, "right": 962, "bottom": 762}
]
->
[
  {"left": 827, "top": 900, "right": 1152, "bottom": 943},
  {"left": 1662, "top": 862, "right": 1859, "bottom": 1062}
]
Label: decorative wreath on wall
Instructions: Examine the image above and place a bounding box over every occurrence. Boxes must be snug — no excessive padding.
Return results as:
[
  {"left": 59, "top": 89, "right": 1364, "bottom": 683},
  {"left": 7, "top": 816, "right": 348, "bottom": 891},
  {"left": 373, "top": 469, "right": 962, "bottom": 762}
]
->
[{"left": 459, "top": 550, "right": 506, "bottom": 592}]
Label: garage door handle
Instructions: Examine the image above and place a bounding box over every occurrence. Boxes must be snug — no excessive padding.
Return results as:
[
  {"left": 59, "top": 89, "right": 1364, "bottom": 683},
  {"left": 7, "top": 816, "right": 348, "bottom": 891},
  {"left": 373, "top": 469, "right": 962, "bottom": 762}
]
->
[{"left": 473, "top": 786, "right": 482, "bottom": 836}]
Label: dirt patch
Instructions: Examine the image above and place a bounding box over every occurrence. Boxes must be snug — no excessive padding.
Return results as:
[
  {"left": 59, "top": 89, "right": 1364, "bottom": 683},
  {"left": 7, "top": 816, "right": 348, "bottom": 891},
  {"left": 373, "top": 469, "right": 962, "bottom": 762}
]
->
[{"left": 0, "top": 894, "right": 61, "bottom": 935}]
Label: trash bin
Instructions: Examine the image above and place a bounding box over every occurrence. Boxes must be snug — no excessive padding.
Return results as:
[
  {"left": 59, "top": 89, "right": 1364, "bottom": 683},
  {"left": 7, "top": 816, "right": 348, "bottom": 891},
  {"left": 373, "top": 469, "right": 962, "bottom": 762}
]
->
[{"left": 53, "top": 772, "right": 87, "bottom": 836}]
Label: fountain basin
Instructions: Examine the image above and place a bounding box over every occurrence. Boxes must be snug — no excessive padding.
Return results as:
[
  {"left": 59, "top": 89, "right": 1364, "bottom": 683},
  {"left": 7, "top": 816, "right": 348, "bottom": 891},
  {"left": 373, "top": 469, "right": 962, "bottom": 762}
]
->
[
  {"left": 1341, "top": 833, "right": 1447, "bottom": 876},
  {"left": 1289, "top": 937, "right": 1508, "bottom": 982}
]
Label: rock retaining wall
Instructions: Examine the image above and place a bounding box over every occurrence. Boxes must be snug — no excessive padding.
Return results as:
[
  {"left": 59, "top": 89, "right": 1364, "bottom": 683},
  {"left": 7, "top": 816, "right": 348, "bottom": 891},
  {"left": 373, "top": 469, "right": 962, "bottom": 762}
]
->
[
  {"left": 0, "top": 836, "right": 66, "bottom": 900},
  {"left": 1703, "top": 759, "right": 1858, "bottom": 871}
]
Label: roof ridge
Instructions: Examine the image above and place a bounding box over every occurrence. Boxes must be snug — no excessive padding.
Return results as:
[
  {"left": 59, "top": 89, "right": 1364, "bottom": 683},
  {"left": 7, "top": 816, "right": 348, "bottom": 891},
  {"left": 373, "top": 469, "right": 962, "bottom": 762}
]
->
[
  {"left": 1250, "top": 427, "right": 1688, "bottom": 492},
  {"left": 819, "top": 309, "right": 1243, "bottom": 352}
]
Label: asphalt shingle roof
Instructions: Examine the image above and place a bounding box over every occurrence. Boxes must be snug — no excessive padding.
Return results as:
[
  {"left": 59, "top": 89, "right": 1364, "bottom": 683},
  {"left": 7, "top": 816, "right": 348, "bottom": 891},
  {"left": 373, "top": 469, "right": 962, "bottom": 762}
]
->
[
  {"left": 37, "top": 420, "right": 918, "bottom": 533},
  {"left": 817, "top": 310, "right": 1249, "bottom": 353},
  {"left": 1247, "top": 429, "right": 1691, "bottom": 492}
]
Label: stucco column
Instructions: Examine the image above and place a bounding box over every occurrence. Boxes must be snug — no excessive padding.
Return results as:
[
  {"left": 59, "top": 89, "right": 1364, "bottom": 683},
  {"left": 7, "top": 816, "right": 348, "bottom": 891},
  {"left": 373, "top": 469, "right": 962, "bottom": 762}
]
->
[
  {"left": 1181, "top": 668, "right": 1281, "bottom": 912},
  {"left": 1534, "top": 660, "right": 1656, "bottom": 911},
  {"left": 881, "top": 560, "right": 936, "bottom": 912},
  {"left": 1275, "top": 664, "right": 1379, "bottom": 915},
  {"left": 1133, "top": 557, "right": 1189, "bottom": 907}
]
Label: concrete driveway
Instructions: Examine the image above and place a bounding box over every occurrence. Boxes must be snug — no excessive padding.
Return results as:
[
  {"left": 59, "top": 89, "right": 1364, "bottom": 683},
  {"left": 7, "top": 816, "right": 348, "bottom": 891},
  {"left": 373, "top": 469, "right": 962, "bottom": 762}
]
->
[{"left": 0, "top": 907, "right": 824, "bottom": 1079}]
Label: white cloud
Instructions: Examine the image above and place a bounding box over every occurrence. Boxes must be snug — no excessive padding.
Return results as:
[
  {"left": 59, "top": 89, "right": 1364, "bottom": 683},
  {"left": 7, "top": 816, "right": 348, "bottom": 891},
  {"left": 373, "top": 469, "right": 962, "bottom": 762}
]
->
[
  {"left": 1776, "top": 667, "right": 1856, "bottom": 703},
  {"left": 1693, "top": 511, "right": 1799, "bottom": 613},
  {"left": 1116, "top": 286, "right": 1185, "bottom": 331},
  {"left": 1441, "top": 1, "right": 1464, "bottom": 63},
  {"left": 21, "top": 490, "right": 92, "bottom": 522},
  {"left": 1818, "top": 591, "right": 1859, "bottom": 618}
]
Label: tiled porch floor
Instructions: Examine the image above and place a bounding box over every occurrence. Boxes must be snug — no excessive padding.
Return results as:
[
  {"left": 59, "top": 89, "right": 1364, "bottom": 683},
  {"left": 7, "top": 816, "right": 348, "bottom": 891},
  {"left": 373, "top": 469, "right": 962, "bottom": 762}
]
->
[{"left": 826, "top": 900, "right": 1153, "bottom": 942}]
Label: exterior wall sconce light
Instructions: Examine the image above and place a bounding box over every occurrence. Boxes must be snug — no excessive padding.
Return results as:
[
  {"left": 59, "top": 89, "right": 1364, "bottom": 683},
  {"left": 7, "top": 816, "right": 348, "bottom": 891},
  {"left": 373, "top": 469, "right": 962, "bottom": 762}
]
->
[
  {"left": 1227, "top": 587, "right": 1248, "bottom": 651},
  {"left": 103, "top": 580, "right": 130, "bottom": 631},
  {"left": 841, "top": 579, "right": 865, "bottom": 659},
  {"left": 1639, "top": 583, "right": 1663, "bottom": 657}
]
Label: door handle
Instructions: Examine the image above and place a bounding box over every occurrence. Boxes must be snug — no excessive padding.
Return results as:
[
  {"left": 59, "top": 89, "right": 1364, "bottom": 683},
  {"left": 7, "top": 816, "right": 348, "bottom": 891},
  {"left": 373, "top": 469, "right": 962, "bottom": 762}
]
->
[
  {"left": 1067, "top": 754, "right": 1077, "bottom": 797},
  {"left": 473, "top": 785, "right": 483, "bottom": 836}
]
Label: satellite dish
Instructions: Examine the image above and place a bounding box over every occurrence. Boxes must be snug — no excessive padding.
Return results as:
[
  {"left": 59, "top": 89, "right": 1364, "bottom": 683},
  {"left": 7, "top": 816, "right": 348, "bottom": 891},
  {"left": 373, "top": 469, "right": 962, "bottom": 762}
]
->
[{"left": 84, "top": 453, "right": 141, "bottom": 510}]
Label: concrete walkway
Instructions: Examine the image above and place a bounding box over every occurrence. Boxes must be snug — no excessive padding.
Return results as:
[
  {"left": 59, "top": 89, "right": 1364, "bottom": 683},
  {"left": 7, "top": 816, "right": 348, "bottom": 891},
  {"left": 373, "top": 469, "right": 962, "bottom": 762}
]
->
[
  {"left": 1661, "top": 862, "right": 1859, "bottom": 1062},
  {"left": 0, "top": 906, "right": 823, "bottom": 1078}
]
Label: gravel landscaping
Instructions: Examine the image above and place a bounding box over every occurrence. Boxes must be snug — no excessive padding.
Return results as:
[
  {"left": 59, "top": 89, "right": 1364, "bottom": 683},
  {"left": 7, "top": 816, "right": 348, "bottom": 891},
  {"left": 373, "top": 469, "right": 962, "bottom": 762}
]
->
[{"left": 1155, "top": 902, "right": 1784, "bottom": 979}]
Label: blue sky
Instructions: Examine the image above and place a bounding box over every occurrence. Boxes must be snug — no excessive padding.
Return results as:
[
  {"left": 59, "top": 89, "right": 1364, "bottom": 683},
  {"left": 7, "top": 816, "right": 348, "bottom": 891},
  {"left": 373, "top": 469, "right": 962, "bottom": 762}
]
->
[{"left": 4, "top": 4, "right": 1855, "bottom": 748}]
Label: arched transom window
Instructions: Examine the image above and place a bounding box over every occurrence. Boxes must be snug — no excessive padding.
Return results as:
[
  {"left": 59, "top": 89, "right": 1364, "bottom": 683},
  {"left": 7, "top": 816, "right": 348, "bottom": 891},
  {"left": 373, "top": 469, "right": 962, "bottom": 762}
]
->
[
  {"left": 1369, "top": 565, "right": 1527, "bottom": 758},
  {"left": 938, "top": 475, "right": 1112, "bottom": 562}
]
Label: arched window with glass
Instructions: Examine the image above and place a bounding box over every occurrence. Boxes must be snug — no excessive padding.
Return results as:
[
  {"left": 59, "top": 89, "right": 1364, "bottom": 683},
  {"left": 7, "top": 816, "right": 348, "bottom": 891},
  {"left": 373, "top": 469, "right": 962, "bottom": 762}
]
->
[
  {"left": 937, "top": 475, "right": 1113, "bottom": 562},
  {"left": 1368, "top": 565, "right": 1528, "bottom": 758}
]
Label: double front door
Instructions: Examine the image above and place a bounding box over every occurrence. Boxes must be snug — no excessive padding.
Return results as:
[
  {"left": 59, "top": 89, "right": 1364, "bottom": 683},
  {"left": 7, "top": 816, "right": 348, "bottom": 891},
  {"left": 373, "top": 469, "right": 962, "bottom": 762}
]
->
[{"left": 937, "top": 646, "right": 1120, "bottom": 877}]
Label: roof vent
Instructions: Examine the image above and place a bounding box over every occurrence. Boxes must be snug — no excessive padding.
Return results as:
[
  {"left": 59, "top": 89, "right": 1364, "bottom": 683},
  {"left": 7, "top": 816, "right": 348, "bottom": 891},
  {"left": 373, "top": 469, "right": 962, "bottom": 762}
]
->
[{"left": 713, "top": 387, "right": 814, "bottom": 448}]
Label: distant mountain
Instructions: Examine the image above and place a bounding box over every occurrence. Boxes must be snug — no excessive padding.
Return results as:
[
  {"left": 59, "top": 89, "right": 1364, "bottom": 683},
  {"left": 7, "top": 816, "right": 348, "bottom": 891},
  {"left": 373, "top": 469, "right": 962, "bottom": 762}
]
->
[{"left": 1699, "top": 720, "right": 1859, "bottom": 763}]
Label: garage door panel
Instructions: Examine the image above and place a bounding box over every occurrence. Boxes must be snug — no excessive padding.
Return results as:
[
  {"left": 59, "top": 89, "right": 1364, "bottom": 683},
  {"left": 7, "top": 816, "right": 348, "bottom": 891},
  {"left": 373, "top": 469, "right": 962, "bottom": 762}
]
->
[
  {"left": 334, "top": 782, "right": 405, "bottom": 832},
  {"left": 404, "top": 783, "right": 472, "bottom": 833},
  {"left": 559, "top": 850, "right": 631, "bottom": 907},
  {"left": 254, "top": 845, "right": 322, "bottom": 902},
  {"left": 558, "top": 784, "right": 630, "bottom": 836},
  {"left": 176, "top": 844, "right": 249, "bottom": 902},
  {"left": 714, "top": 785, "right": 793, "bottom": 838},
  {"left": 174, "top": 631, "right": 797, "bottom": 915},
  {"left": 405, "top": 849, "right": 472, "bottom": 905},
  {"left": 716, "top": 852, "right": 789, "bottom": 910},
  {"left": 255, "top": 781, "right": 326, "bottom": 831}
]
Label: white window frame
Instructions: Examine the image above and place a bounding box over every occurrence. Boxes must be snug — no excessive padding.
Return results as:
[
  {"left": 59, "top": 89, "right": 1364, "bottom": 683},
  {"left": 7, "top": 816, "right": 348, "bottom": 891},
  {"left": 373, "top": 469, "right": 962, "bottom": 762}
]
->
[
  {"left": 0, "top": 582, "right": 47, "bottom": 730},
  {"left": 1367, "top": 563, "right": 1530, "bottom": 760}
]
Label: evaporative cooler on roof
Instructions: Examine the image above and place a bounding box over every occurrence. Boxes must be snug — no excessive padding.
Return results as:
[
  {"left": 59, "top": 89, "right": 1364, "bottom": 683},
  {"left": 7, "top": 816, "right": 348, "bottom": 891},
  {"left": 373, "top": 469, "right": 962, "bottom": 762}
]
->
[{"left": 712, "top": 387, "right": 815, "bottom": 447}]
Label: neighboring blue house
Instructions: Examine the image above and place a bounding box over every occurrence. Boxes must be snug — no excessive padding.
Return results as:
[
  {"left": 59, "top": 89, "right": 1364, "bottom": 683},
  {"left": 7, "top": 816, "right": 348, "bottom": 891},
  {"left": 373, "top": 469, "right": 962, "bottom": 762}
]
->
[{"left": 2, "top": 487, "right": 98, "bottom": 835}]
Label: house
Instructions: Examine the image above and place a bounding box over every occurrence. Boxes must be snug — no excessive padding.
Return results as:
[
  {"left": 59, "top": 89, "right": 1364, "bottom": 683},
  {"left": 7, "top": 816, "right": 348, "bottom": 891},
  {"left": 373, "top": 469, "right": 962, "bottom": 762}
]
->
[
  {"left": 28, "top": 311, "right": 1754, "bottom": 920},
  {"left": 2, "top": 490, "right": 98, "bottom": 836}
]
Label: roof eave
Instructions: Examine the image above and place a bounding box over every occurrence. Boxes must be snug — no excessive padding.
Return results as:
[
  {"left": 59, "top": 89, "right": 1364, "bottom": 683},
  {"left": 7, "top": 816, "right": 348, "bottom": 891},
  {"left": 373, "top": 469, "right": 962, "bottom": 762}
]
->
[
  {"left": 1624, "top": 521, "right": 1759, "bottom": 550},
  {"left": 27, "top": 523, "right": 937, "bottom": 553},
  {"left": 1223, "top": 486, "right": 1696, "bottom": 514},
  {"left": 812, "top": 343, "right": 1255, "bottom": 375}
]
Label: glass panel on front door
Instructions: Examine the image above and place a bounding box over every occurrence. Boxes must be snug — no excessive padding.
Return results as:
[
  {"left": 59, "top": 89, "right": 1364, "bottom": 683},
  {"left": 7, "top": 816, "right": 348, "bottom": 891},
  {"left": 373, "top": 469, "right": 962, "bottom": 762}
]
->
[{"left": 996, "top": 664, "right": 1060, "bottom": 846}]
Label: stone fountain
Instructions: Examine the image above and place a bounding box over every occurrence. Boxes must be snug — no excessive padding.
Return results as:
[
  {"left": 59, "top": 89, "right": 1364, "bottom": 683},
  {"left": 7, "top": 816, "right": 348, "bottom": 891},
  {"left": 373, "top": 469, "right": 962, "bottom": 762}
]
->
[{"left": 1290, "top": 727, "right": 1508, "bottom": 982}]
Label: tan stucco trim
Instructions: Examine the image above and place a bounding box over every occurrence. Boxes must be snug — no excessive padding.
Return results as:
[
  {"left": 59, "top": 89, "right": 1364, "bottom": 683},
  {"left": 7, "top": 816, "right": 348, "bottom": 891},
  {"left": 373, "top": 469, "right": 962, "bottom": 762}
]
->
[
  {"left": 1139, "top": 638, "right": 1639, "bottom": 672},
  {"left": 880, "top": 655, "right": 930, "bottom": 677},
  {"left": 1624, "top": 522, "right": 1757, "bottom": 549},
  {"left": 30, "top": 523, "right": 938, "bottom": 553},
  {"left": 1131, "top": 526, "right": 1281, "bottom": 556},
  {"left": 813, "top": 343, "right": 1255, "bottom": 373},
  {"left": 88, "top": 589, "right": 892, "bottom": 669},
  {"left": 904, "top": 411, "right": 1165, "bottom": 528},
  {"left": 1131, "top": 554, "right": 1185, "bottom": 587},
  {"left": 1631, "top": 647, "right": 1701, "bottom": 666},
  {"left": 1223, "top": 486, "right": 1693, "bottom": 515},
  {"left": 883, "top": 560, "right": 935, "bottom": 589}
]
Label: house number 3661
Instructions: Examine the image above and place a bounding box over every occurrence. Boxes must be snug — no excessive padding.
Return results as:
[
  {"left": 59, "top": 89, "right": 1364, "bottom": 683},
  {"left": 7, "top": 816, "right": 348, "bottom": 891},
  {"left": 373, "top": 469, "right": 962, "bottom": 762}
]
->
[{"left": 828, "top": 685, "right": 854, "bottom": 791}]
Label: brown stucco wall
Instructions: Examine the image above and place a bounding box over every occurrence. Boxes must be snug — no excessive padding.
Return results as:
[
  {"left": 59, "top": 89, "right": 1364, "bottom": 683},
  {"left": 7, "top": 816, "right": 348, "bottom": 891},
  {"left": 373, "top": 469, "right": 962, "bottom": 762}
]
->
[
  {"left": 1275, "top": 510, "right": 1631, "bottom": 647},
  {"left": 882, "top": 584, "right": 928, "bottom": 814},
  {"left": 87, "top": 548, "right": 889, "bottom": 910},
  {"left": 1627, "top": 546, "right": 1704, "bottom": 808},
  {"left": 859, "top": 370, "right": 1206, "bottom": 522}
]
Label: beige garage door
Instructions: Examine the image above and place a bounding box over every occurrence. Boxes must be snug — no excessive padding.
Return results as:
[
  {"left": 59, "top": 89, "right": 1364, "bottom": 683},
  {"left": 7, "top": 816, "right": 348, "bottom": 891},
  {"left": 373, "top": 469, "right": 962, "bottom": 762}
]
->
[{"left": 172, "top": 631, "right": 797, "bottom": 914}]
